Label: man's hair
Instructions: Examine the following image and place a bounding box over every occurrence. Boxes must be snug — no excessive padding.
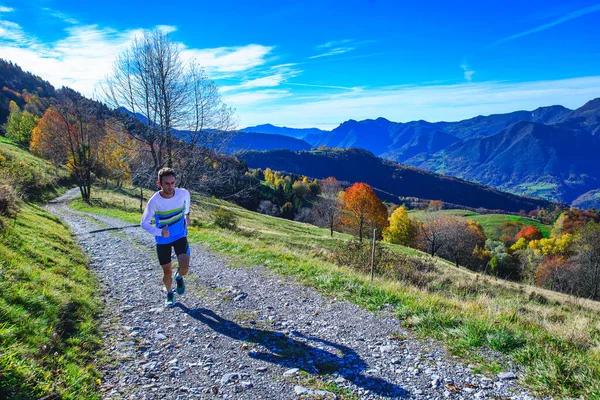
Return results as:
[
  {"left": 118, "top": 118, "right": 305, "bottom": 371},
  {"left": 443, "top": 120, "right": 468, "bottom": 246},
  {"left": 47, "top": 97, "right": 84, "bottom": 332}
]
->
[{"left": 158, "top": 167, "right": 176, "bottom": 183}]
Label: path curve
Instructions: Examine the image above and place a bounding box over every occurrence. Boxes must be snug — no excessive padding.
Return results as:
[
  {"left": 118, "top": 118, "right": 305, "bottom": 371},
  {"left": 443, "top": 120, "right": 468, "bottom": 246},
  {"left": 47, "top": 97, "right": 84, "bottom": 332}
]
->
[{"left": 46, "top": 189, "right": 537, "bottom": 400}]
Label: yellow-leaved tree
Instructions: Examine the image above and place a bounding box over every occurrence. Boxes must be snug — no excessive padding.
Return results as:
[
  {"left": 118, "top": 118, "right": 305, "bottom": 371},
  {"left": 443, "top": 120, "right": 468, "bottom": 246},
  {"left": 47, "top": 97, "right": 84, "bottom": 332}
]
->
[
  {"left": 383, "top": 205, "right": 417, "bottom": 246},
  {"left": 98, "top": 119, "right": 139, "bottom": 187}
]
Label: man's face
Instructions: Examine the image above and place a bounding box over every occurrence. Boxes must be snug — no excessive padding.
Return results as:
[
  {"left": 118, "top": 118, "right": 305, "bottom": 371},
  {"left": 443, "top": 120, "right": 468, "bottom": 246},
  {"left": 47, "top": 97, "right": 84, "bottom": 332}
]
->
[{"left": 159, "top": 175, "right": 176, "bottom": 195}]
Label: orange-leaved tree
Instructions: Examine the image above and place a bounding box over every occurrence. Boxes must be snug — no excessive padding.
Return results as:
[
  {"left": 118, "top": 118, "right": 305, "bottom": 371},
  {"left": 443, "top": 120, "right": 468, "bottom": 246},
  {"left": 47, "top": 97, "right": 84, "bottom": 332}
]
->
[
  {"left": 341, "top": 182, "right": 388, "bottom": 242},
  {"left": 30, "top": 108, "right": 71, "bottom": 170},
  {"left": 30, "top": 88, "right": 104, "bottom": 202},
  {"left": 515, "top": 225, "right": 543, "bottom": 241}
]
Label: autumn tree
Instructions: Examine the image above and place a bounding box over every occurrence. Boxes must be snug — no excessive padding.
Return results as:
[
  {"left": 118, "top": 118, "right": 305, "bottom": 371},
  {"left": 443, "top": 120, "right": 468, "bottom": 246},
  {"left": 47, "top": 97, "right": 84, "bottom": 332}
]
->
[
  {"left": 555, "top": 209, "right": 600, "bottom": 235},
  {"left": 4, "top": 100, "right": 38, "bottom": 147},
  {"left": 417, "top": 208, "right": 445, "bottom": 257},
  {"left": 515, "top": 225, "right": 543, "bottom": 241},
  {"left": 494, "top": 220, "right": 523, "bottom": 246},
  {"left": 292, "top": 180, "right": 309, "bottom": 199},
  {"left": 341, "top": 182, "right": 388, "bottom": 242},
  {"left": 97, "top": 119, "right": 140, "bottom": 187},
  {"left": 574, "top": 222, "right": 600, "bottom": 299},
  {"left": 383, "top": 205, "right": 417, "bottom": 246},
  {"left": 313, "top": 177, "right": 343, "bottom": 237},
  {"left": 30, "top": 88, "right": 104, "bottom": 202},
  {"left": 437, "top": 217, "right": 486, "bottom": 268}
]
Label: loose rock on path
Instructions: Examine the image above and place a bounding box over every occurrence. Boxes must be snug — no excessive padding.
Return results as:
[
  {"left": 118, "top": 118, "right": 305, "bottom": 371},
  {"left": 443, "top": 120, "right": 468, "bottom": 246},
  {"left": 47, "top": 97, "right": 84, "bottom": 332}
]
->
[{"left": 46, "top": 189, "right": 538, "bottom": 399}]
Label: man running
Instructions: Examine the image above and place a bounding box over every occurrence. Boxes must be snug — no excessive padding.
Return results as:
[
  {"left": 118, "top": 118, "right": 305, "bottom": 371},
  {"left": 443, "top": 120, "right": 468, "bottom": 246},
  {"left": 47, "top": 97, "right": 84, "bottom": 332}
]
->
[{"left": 141, "top": 168, "right": 191, "bottom": 307}]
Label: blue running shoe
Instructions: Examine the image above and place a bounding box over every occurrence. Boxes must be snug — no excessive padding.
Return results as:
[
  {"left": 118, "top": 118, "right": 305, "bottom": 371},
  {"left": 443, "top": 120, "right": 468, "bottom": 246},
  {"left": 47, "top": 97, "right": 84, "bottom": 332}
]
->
[
  {"left": 175, "top": 275, "right": 186, "bottom": 295},
  {"left": 165, "top": 290, "right": 175, "bottom": 307}
]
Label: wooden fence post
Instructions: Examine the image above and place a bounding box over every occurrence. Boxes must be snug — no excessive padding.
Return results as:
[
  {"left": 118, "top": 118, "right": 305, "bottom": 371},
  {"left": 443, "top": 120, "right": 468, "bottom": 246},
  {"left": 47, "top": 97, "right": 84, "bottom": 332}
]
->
[{"left": 370, "top": 228, "right": 377, "bottom": 281}]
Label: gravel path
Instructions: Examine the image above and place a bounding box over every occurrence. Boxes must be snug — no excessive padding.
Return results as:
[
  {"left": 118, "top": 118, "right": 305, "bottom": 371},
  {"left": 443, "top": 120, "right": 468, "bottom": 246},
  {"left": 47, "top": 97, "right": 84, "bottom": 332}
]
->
[{"left": 46, "top": 189, "right": 538, "bottom": 400}]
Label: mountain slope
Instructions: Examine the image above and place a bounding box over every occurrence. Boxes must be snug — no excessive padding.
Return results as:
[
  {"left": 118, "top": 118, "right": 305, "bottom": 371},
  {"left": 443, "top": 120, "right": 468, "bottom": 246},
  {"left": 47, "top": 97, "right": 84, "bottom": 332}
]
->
[
  {"left": 238, "top": 148, "right": 550, "bottom": 212},
  {"left": 418, "top": 121, "right": 600, "bottom": 203},
  {"left": 241, "top": 124, "right": 328, "bottom": 140},
  {"left": 308, "top": 105, "right": 574, "bottom": 163},
  {"left": 0, "top": 58, "right": 56, "bottom": 128},
  {"left": 226, "top": 132, "right": 312, "bottom": 153}
]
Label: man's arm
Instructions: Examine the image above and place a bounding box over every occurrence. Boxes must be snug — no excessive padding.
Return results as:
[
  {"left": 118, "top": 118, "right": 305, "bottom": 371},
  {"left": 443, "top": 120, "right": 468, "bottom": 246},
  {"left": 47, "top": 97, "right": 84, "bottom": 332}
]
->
[
  {"left": 184, "top": 189, "right": 191, "bottom": 226},
  {"left": 141, "top": 198, "right": 162, "bottom": 236}
]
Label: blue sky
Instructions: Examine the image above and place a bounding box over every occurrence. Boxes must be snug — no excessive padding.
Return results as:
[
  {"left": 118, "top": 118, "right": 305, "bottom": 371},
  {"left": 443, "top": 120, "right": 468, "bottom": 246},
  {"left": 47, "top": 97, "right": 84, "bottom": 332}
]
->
[{"left": 1, "top": 0, "right": 599, "bottom": 129}]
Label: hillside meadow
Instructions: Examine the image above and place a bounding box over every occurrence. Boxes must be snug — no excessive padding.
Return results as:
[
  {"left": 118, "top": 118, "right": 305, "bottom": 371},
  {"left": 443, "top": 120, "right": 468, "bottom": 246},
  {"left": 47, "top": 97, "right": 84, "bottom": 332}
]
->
[
  {"left": 72, "top": 186, "right": 600, "bottom": 398},
  {"left": 409, "top": 209, "right": 552, "bottom": 239},
  {"left": 0, "top": 138, "right": 101, "bottom": 399}
]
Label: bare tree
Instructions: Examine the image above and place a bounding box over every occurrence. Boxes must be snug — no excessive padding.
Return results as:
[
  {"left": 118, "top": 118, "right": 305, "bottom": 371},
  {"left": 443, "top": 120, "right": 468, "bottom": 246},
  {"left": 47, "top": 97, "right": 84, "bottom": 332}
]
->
[
  {"left": 574, "top": 222, "right": 600, "bottom": 299},
  {"left": 417, "top": 209, "right": 445, "bottom": 257},
  {"left": 313, "top": 177, "right": 342, "bottom": 237},
  {"left": 101, "top": 29, "right": 235, "bottom": 178},
  {"left": 436, "top": 216, "right": 484, "bottom": 268}
]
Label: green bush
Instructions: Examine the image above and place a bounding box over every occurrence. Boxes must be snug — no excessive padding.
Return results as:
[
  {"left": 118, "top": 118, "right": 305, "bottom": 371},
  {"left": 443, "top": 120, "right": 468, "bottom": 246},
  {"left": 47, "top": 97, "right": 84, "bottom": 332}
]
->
[
  {"left": 0, "top": 182, "right": 20, "bottom": 219},
  {"left": 213, "top": 206, "right": 238, "bottom": 230}
]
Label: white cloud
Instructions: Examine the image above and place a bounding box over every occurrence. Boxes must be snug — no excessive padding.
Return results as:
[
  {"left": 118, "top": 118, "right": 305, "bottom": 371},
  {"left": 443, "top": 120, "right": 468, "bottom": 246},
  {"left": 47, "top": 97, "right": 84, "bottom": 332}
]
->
[
  {"left": 0, "top": 17, "right": 275, "bottom": 97},
  {"left": 317, "top": 39, "right": 354, "bottom": 49},
  {"left": 309, "top": 47, "right": 355, "bottom": 59},
  {"left": 224, "top": 89, "right": 291, "bottom": 105},
  {"left": 0, "top": 6, "right": 14, "bottom": 12},
  {"left": 182, "top": 44, "right": 274, "bottom": 74},
  {"left": 156, "top": 25, "right": 177, "bottom": 34},
  {"left": 42, "top": 7, "right": 79, "bottom": 24},
  {"left": 220, "top": 74, "right": 286, "bottom": 93},
  {"left": 494, "top": 3, "right": 600, "bottom": 45},
  {"left": 461, "top": 64, "right": 475, "bottom": 82},
  {"left": 235, "top": 76, "right": 600, "bottom": 129},
  {"left": 310, "top": 38, "right": 361, "bottom": 59}
]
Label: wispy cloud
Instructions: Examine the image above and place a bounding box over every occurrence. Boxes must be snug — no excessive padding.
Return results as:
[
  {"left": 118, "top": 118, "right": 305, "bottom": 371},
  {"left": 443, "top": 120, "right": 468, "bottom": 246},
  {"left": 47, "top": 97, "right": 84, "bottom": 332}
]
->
[
  {"left": 461, "top": 63, "right": 475, "bottom": 82},
  {"left": 309, "top": 47, "right": 355, "bottom": 59},
  {"left": 42, "top": 7, "right": 79, "bottom": 24},
  {"left": 224, "top": 89, "right": 291, "bottom": 105},
  {"left": 0, "top": 5, "right": 14, "bottom": 12},
  {"left": 309, "top": 38, "right": 373, "bottom": 59},
  {"left": 493, "top": 3, "right": 600, "bottom": 45},
  {"left": 182, "top": 44, "right": 274, "bottom": 74},
  {"left": 0, "top": 15, "right": 275, "bottom": 97},
  {"left": 235, "top": 76, "right": 600, "bottom": 129},
  {"left": 317, "top": 39, "right": 354, "bottom": 49},
  {"left": 220, "top": 74, "right": 288, "bottom": 93}
]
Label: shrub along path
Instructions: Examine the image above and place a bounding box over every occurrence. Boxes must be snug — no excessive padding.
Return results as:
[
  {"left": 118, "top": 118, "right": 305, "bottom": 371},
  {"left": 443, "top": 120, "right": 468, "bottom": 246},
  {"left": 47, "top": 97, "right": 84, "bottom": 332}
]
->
[{"left": 47, "top": 189, "right": 538, "bottom": 399}]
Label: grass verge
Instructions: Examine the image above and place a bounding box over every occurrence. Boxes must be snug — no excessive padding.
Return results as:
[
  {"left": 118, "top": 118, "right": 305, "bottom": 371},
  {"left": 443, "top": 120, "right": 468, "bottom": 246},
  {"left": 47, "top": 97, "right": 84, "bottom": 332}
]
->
[
  {"left": 72, "top": 187, "right": 600, "bottom": 398},
  {"left": 0, "top": 203, "right": 102, "bottom": 399}
]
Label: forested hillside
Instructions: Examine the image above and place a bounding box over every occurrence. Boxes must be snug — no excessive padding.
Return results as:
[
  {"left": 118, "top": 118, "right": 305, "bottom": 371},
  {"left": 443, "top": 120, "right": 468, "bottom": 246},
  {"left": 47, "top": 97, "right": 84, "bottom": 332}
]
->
[
  {"left": 238, "top": 147, "right": 550, "bottom": 213},
  {"left": 0, "top": 59, "right": 56, "bottom": 130}
]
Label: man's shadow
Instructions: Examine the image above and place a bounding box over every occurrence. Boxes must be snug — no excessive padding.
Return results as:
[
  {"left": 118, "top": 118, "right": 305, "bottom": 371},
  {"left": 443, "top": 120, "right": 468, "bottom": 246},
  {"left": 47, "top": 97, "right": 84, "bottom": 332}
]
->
[{"left": 177, "top": 305, "right": 407, "bottom": 397}]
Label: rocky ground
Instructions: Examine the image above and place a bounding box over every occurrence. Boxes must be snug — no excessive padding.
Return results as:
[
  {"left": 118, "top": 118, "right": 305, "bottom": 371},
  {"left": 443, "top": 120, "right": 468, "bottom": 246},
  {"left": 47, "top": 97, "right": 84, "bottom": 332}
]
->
[{"left": 46, "top": 189, "right": 539, "bottom": 399}]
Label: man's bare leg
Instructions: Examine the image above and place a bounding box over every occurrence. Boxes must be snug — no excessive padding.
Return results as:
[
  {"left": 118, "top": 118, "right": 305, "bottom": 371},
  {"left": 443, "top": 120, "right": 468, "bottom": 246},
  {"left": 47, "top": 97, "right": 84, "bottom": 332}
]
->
[
  {"left": 161, "top": 262, "right": 173, "bottom": 292},
  {"left": 176, "top": 253, "right": 189, "bottom": 277}
]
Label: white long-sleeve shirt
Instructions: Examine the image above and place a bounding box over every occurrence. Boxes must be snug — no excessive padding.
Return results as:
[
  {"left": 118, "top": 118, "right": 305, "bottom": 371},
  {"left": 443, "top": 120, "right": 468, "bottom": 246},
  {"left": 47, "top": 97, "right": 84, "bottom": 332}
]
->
[{"left": 141, "top": 188, "right": 191, "bottom": 244}]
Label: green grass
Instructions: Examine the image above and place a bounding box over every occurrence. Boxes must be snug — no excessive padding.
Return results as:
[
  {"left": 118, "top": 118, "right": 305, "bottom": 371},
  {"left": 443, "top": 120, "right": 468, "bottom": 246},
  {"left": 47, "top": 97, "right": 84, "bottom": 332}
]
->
[
  {"left": 467, "top": 214, "right": 551, "bottom": 239},
  {"left": 73, "top": 187, "right": 600, "bottom": 399},
  {"left": 410, "top": 209, "right": 552, "bottom": 239},
  {"left": 0, "top": 136, "right": 72, "bottom": 202},
  {"left": 0, "top": 203, "right": 102, "bottom": 399}
]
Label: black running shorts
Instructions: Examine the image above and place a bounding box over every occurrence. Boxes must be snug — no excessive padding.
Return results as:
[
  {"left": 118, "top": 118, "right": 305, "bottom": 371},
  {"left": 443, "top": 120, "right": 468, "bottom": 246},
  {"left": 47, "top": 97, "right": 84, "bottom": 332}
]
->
[{"left": 156, "top": 237, "right": 190, "bottom": 266}]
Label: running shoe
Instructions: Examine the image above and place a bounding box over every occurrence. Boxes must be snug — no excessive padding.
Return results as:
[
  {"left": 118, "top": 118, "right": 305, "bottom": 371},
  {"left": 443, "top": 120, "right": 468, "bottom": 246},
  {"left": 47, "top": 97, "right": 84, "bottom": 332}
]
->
[
  {"left": 175, "top": 276, "right": 186, "bottom": 295},
  {"left": 165, "top": 290, "right": 175, "bottom": 307}
]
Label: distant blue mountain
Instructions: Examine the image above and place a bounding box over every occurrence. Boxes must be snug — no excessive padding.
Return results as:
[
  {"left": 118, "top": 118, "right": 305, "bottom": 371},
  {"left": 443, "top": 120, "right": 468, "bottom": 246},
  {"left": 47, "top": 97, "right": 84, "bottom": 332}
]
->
[
  {"left": 226, "top": 132, "right": 311, "bottom": 153},
  {"left": 240, "top": 123, "right": 328, "bottom": 140}
]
